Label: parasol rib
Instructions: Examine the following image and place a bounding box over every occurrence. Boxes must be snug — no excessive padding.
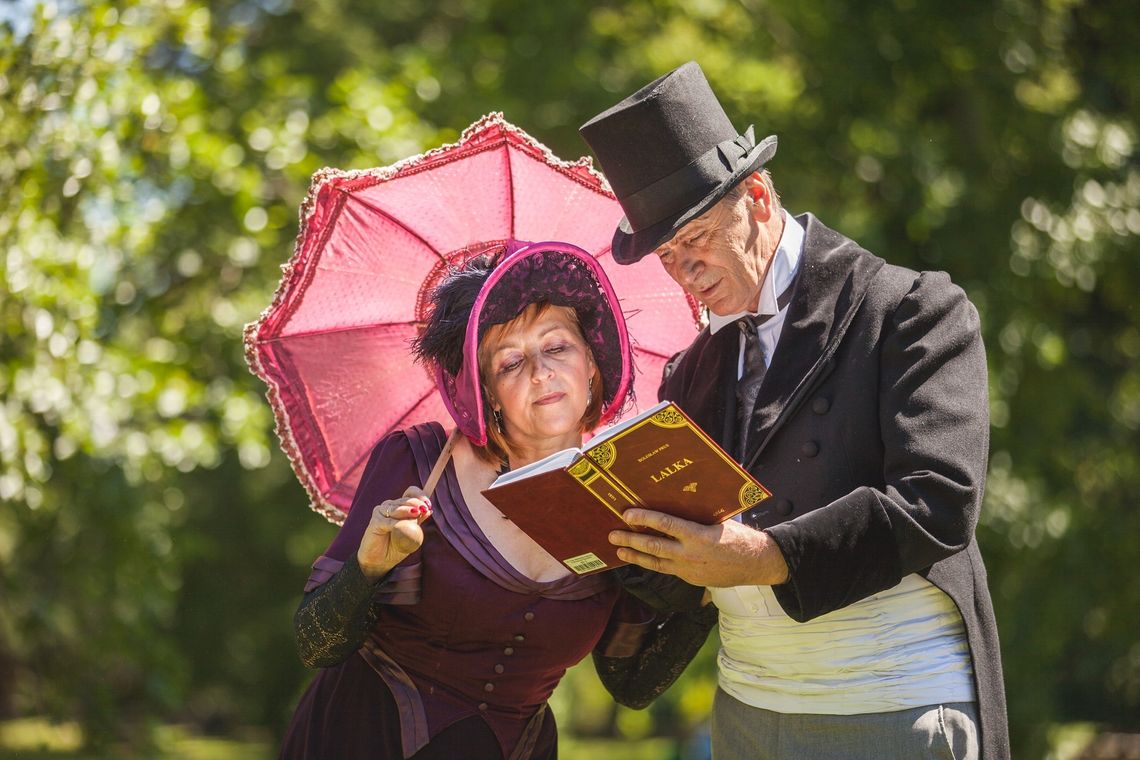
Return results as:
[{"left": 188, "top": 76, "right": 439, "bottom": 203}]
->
[
  {"left": 506, "top": 144, "right": 516, "bottom": 240},
  {"left": 634, "top": 346, "right": 682, "bottom": 361},
  {"left": 338, "top": 189, "right": 449, "bottom": 264},
  {"left": 255, "top": 320, "right": 420, "bottom": 343}
]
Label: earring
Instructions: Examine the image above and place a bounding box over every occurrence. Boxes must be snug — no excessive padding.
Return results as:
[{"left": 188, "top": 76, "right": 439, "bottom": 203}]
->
[
  {"left": 586, "top": 377, "right": 594, "bottom": 408},
  {"left": 493, "top": 409, "right": 504, "bottom": 433}
]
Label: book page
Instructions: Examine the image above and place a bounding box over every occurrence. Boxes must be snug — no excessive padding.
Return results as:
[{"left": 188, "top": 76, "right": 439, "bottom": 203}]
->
[
  {"left": 489, "top": 400, "right": 674, "bottom": 489},
  {"left": 584, "top": 400, "right": 670, "bottom": 448},
  {"left": 490, "top": 447, "right": 581, "bottom": 487}
]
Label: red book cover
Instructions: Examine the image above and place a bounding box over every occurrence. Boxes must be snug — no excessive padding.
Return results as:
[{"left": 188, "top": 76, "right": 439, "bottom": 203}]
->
[{"left": 482, "top": 401, "right": 772, "bottom": 575}]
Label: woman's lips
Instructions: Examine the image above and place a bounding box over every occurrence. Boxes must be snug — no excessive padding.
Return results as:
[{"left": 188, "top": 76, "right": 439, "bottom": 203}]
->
[{"left": 535, "top": 392, "right": 566, "bottom": 405}]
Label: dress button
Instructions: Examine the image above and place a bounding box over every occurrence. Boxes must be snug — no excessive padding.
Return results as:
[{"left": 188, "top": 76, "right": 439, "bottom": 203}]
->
[
  {"left": 494, "top": 664, "right": 505, "bottom": 674},
  {"left": 514, "top": 634, "right": 526, "bottom": 642},
  {"left": 478, "top": 702, "right": 488, "bottom": 712},
  {"left": 523, "top": 611, "right": 535, "bottom": 622},
  {"left": 484, "top": 682, "right": 495, "bottom": 693},
  {"left": 801, "top": 441, "right": 819, "bottom": 458},
  {"left": 503, "top": 647, "right": 514, "bottom": 656},
  {"left": 812, "top": 397, "right": 830, "bottom": 414},
  {"left": 775, "top": 499, "right": 794, "bottom": 516}
]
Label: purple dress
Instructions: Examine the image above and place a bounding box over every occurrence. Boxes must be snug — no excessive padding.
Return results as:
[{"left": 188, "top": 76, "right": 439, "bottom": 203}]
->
[{"left": 280, "top": 423, "right": 642, "bottom": 760}]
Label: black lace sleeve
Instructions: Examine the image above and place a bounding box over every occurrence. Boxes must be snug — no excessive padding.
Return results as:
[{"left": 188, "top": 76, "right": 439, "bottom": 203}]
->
[
  {"left": 293, "top": 554, "right": 382, "bottom": 669},
  {"left": 612, "top": 565, "right": 706, "bottom": 611},
  {"left": 593, "top": 602, "right": 718, "bottom": 709}
]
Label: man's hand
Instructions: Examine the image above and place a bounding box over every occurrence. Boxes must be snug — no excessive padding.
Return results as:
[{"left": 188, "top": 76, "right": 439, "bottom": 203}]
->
[{"left": 609, "top": 509, "right": 790, "bottom": 588}]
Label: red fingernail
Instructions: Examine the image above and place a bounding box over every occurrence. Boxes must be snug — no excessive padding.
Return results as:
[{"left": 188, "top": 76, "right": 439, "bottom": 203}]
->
[{"left": 424, "top": 497, "right": 432, "bottom": 508}]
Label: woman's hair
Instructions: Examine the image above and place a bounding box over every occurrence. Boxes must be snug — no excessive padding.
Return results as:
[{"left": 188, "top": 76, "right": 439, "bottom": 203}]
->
[{"left": 412, "top": 254, "right": 604, "bottom": 466}]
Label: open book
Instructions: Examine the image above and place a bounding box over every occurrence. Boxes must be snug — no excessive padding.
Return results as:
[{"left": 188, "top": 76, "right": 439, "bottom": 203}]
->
[{"left": 482, "top": 401, "right": 772, "bottom": 575}]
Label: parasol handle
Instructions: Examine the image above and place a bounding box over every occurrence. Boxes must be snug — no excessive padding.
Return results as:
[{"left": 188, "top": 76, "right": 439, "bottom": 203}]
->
[{"left": 423, "top": 428, "right": 461, "bottom": 499}]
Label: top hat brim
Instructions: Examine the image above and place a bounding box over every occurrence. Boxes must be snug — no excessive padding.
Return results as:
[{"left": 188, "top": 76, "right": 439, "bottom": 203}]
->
[{"left": 611, "top": 136, "right": 777, "bottom": 265}]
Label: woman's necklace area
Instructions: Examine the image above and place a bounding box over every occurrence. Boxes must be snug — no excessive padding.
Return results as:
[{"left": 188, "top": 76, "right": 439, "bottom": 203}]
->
[{"left": 498, "top": 459, "right": 510, "bottom": 517}]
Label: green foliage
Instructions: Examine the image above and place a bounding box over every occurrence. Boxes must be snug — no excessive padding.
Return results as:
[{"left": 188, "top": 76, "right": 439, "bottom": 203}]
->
[{"left": 1, "top": 0, "right": 1137, "bottom": 756}]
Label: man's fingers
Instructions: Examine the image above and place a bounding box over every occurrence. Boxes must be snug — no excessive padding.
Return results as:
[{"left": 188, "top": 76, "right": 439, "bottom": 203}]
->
[
  {"left": 622, "top": 508, "right": 692, "bottom": 539},
  {"left": 615, "top": 547, "right": 670, "bottom": 574},
  {"left": 609, "top": 528, "right": 679, "bottom": 561}
]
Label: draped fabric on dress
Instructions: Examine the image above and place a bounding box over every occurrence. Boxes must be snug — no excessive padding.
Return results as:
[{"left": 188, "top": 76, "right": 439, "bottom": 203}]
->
[{"left": 281, "top": 423, "right": 626, "bottom": 760}]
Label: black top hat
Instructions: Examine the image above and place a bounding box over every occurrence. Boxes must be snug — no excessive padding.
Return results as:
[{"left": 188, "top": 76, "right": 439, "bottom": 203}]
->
[{"left": 579, "top": 61, "right": 777, "bottom": 264}]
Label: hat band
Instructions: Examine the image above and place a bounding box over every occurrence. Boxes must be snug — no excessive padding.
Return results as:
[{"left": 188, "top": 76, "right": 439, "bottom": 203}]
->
[{"left": 621, "top": 127, "right": 757, "bottom": 231}]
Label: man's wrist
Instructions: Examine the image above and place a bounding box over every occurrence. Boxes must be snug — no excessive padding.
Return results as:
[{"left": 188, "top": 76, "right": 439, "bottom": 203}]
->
[{"left": 750, "top": 529, "right": 789, "bottom": 586}]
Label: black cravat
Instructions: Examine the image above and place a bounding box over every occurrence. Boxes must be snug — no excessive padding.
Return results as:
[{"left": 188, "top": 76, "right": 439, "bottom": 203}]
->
[
  {"left": 733, "top": 275, "right": 798, "bottom": 461},
  {"left": 735, "top": 315, "right": 770, "bottom": 461}
]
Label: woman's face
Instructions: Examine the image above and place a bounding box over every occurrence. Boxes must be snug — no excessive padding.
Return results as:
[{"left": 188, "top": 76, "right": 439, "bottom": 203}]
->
[{"left": 481, "top": 304, "right": 596, "bottom": 459}]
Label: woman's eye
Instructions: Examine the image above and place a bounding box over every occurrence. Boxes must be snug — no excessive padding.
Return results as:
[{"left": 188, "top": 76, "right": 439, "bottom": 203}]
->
[
  {"left": 499, "top": 359, "right": 523, "bottom": 374},
  {"left": 546, "top": 344, "right": 567, "bottom": 354}
]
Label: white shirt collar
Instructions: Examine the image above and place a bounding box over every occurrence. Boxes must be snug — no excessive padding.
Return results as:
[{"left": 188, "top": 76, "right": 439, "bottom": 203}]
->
[{"left": 709, "top": 209, "right": 803, "bottom": 334}]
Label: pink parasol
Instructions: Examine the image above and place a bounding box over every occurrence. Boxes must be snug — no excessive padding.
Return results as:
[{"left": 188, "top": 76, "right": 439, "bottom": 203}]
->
[{"left": 244, "top": 113, "right": 701, "bottom": 524}]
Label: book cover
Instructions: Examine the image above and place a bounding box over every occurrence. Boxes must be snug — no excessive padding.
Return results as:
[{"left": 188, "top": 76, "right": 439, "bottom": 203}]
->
[{"left": 481, "top": 401, "right": 772, "bottom": 575}]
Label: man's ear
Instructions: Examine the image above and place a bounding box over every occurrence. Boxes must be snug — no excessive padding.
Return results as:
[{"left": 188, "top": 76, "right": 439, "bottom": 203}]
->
[{"left": 744, "top": 172, "right": 774, "bottom": 222}]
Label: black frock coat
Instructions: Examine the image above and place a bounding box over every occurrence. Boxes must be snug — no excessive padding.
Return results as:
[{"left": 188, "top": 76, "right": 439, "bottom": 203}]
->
[{"left": 658, "top": 213, "right": 1010, "bottom": 759}]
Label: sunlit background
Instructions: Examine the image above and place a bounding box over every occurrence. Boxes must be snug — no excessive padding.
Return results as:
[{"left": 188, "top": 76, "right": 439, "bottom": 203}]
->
[{"left": 1, "top": 1, "right": 1137, "bottom": 758}]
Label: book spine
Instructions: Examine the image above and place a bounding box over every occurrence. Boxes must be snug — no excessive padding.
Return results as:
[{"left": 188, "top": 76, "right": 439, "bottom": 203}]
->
[{"left": 568, "top": 458, "right": 637, "bottom": 517}]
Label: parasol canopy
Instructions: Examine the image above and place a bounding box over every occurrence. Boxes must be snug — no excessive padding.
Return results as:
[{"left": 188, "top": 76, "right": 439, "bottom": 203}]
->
[{"left": 244, "top": 113, "right": 701, "bottom": 523}]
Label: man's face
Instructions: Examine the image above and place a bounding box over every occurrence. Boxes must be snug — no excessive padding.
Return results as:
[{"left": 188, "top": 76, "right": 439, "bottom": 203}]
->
[{"left": 652, "top": 188, "right": 774, "bottom": 316}]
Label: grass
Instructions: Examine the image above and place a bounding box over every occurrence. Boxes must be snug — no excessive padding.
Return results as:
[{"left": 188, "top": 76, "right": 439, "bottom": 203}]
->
[
  {"left": 0, "top": 718, "right": 686, "bottom": 760},
  {"left": 0, "top": 720, "right": 271, "bottom": 760}
]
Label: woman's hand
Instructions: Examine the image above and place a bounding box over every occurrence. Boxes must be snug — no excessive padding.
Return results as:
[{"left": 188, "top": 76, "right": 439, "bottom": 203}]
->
[{"left": 356, "top": 486, "right": 433, "bottom": 582}]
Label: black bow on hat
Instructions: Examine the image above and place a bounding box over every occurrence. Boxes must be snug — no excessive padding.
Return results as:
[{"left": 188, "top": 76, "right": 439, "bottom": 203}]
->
[{"left": 580, "top": 61, "right": 778, "bottom": 264}]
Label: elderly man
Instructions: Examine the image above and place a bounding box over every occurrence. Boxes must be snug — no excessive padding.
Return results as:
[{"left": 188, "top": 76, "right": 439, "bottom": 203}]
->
[{"left": 580, "top": 62, "right": 1009, "bottom": 759}]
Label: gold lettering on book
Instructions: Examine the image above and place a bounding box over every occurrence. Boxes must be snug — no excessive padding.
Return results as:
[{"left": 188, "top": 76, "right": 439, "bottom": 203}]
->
[
  {"left": 636, "top": 443, "right": 670, "bottom": 463},
  {"left": 650, "top": 458, "right": 694, "bottom": 483},
  {"left": 682, "top": 482, "right": 697, "bottom": 493}
]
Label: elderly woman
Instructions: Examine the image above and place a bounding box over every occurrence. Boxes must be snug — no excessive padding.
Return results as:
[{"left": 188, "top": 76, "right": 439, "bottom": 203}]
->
[{"left": 279, "top": 241, "right": 716, "bottom": 760}]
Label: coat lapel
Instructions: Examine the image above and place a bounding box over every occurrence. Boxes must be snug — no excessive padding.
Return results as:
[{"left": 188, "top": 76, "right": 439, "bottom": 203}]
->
[
  {"left": 741, "top": 214, "right": 885, "bottom": 468},
  {"left": 659, "top": 324, "right": 739, "bottom": 452}
]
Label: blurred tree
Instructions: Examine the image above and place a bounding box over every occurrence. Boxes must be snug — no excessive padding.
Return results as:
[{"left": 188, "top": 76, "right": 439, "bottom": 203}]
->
[{"left": 1, "top": 0, "right": 1136, "bottom": 756}]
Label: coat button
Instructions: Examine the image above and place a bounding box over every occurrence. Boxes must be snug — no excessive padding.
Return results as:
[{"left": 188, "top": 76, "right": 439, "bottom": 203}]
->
[
  {"left": 812, "top": 397, "right": 830, "bottom": 414},
  {"left": 478, "top": 702, "right": 488, "bottom": 711},
  {"left": 484, "top": 682, "right": 495, "bottom": 692},
  {"left": 775, "top": 499, "right": 794, "bottom": 516},
  {"left": 523, "top": 612, "right": 535, "bottom": 622},
  {"left": 503, "top": 647, "right": 514, "bottom": 656},
  {"left": 513, "top": 634, "right": 525, "bottom": 642},
  {"left": 494, "top": 664, "right": 505, "bottom": 674},
  {"left": 801, "top": 441, "right": 819, "bottom": 458}
]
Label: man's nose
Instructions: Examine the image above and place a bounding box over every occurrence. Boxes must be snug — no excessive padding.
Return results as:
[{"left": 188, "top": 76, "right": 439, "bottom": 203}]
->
[{"left": 680, "top": 256, "right": 702, "bottom": 282}]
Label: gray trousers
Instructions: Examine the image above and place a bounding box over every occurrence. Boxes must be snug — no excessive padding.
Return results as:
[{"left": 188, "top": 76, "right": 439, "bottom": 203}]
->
[{"left": 710, "top": 688, "right": 980, "bottom": 760}]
